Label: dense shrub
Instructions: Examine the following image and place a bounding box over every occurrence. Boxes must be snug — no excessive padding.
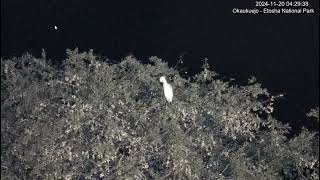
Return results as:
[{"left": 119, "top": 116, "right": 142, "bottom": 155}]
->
[{"left": 1, "top": 48, "right": 319, "bottom": 179}]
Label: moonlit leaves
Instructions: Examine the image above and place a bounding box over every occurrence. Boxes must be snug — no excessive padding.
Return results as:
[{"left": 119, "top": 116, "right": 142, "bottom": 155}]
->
[{"left": 159, "top": 76, "right": 173, "bottom": 103}]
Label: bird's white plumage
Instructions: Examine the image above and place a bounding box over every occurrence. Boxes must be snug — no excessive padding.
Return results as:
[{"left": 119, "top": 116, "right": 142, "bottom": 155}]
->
[{"left": 160, "top": 76, "right": 173, "bottom": 102}]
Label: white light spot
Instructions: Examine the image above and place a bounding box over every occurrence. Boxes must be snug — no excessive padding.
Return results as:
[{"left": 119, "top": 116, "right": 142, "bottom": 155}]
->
[{"left": 54, "top": 25, "right": 58, "bottom": 30}]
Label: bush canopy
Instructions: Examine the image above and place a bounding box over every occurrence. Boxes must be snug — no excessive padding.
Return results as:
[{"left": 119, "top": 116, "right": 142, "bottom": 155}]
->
[{"left": 1, "top": 48, "right": 319, "bottom": 179}]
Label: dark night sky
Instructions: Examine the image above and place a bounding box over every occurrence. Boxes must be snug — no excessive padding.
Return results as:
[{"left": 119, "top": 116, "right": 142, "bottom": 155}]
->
[{"left": 1, "top": 0, "right": 319, "bottom": 133}]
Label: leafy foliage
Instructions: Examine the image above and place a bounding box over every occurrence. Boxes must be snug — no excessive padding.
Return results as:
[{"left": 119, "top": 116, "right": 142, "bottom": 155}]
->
[{"left": 1, "top": 49, "right": 319, "bottom": 179}]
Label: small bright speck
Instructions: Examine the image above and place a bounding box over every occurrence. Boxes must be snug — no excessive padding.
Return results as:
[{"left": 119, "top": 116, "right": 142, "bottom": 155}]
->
[{"left": 54, "top": 25, "right": 58, "bottom": 30}]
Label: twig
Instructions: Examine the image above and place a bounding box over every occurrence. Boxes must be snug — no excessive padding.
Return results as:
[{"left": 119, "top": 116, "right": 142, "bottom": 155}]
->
[
  {"left": 296, "top": 163, "right": 308, "bottom": 180},
  {"left": 219, "top": 163, "right": 230, "bottom": 176},
  {"left": 261, "top": 93, "right": 286, "bottom": 105},
  {"left": 173, "top": 52, "right": 187, "bottom": 71},
  {"left": 56, "top": 80, "right": 78, "bottom": 87}
]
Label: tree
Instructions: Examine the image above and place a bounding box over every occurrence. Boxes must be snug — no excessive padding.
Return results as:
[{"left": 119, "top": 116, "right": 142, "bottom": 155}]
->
[{"left": 1, "top": 49, "right": 319, "bottom": 179}]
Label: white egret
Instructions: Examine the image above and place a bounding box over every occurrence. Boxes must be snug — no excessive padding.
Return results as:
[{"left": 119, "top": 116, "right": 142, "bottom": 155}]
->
[{"left": 159, "top": 76, "right": 173, "bottom": 103}]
